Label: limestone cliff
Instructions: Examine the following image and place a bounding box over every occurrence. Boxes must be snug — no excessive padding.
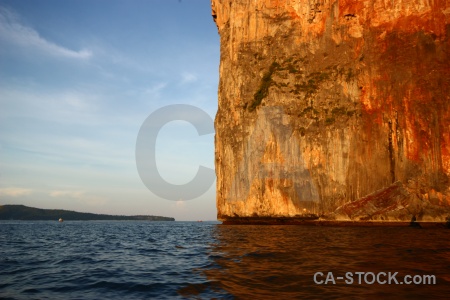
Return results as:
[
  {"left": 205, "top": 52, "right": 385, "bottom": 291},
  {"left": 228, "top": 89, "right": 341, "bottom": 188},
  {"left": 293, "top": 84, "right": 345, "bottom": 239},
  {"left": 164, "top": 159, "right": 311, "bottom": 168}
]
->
[{"left": 212, "top": 0, "right": 450, "bottom": 222}]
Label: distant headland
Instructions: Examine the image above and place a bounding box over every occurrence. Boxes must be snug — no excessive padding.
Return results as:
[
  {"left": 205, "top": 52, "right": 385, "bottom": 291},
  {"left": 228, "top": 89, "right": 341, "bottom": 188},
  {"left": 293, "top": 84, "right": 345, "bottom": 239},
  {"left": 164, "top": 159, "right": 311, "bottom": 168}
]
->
[{"left": 0, "top": 205, "right": 175, "bottom": 221}]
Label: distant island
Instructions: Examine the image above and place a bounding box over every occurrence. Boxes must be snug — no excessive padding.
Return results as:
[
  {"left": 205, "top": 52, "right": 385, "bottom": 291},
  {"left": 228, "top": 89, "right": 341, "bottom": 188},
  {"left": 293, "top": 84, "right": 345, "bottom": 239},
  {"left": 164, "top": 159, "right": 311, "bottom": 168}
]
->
[{"left": 0, "top": 205, "right": 175, "bottom": 221}]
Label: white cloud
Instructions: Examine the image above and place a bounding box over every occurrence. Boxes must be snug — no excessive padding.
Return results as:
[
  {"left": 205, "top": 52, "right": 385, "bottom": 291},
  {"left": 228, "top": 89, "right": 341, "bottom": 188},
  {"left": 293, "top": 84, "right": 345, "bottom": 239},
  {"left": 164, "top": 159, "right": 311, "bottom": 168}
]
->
[
  {"left": 0, "top": 86, "right": 138, "bottom": 170},
  {"left": 49, "top": 190, "right": 107, "bottom": 206},
  {"left": 0, "top": 187, "right": 32, "bottom": 197},
  {"left": 63, "top": 92, "right": 95, "bottom": 111},
  {"left": 0, "top": 6, "right": 92, "bottom": 59},
  {"left": 180, "top": 72, "right": 198, "bottom": 84},
  {"left": 49, "top": 190, "right": 84, "bottom": 198},
  {"left": 0, "top": 87, "right": 101, "bottom": 126},
  {"left": 171, "top": 199, "right": 187, "bottom": 210},
  {"left": 143, "top": 82, "right": 167, "bottom": 99}
]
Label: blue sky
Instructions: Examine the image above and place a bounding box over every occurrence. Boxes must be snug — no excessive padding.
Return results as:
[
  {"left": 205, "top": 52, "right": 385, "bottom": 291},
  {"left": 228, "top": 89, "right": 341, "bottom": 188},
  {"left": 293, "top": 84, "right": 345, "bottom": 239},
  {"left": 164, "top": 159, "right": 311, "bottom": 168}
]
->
[{"left": 0, "top": 0, "right": 220, "bottom": 221}]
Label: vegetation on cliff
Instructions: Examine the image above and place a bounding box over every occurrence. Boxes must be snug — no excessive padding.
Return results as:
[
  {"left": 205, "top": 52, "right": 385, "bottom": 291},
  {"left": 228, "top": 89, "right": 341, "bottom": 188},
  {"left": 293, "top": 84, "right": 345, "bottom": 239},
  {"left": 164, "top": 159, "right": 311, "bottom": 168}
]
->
[
  {"left": 212, "top": 0, "right": 450, "bottom": 222},
  {"left": 249, "top": 61, "right": 280, "bottom": 111}
]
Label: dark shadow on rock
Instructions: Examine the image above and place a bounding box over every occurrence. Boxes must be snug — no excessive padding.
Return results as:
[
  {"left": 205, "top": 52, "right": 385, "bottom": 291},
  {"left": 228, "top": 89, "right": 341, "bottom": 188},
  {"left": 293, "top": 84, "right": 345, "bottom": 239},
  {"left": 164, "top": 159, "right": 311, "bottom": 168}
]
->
[{"left": 409, "top": 215, "right": 422, "bottom": 228}]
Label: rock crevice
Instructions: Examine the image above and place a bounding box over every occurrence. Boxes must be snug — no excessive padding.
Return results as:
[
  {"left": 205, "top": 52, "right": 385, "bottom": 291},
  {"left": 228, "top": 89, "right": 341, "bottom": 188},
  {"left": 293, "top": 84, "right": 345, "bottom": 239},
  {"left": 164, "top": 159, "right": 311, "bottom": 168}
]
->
[{"left": 212, "top": 0, "right": 450, "bottom": 222}]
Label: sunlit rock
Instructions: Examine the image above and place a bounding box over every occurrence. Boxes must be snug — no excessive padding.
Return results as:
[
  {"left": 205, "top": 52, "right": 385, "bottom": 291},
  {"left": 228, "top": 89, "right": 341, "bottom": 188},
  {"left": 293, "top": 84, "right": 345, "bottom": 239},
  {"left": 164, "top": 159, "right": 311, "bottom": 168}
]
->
[{"left": 212, "top": 0, "right": 450, "bottom": 222}]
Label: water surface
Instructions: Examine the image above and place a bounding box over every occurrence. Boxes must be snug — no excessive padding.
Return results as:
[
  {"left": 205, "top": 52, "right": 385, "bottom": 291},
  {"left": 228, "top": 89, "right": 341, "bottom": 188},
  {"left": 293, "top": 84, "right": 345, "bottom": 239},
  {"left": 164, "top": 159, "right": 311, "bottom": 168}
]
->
[{"left": 1, "top": 221, "right": 449, "bottom": 299}]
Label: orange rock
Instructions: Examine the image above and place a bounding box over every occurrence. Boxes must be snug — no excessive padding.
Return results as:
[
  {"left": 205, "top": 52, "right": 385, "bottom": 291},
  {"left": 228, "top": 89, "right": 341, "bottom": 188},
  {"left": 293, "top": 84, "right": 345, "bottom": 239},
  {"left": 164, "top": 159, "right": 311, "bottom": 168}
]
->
[{"left": 212, "top": 0, "right": 450, "bottom": 222}]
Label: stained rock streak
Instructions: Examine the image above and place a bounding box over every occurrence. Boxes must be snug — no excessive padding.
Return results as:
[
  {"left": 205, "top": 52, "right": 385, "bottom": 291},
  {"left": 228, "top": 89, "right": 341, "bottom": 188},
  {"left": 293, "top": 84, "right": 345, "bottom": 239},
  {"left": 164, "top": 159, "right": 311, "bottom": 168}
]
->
[{"left": 212, "top": 0, "right": 450, "bottom": 222}]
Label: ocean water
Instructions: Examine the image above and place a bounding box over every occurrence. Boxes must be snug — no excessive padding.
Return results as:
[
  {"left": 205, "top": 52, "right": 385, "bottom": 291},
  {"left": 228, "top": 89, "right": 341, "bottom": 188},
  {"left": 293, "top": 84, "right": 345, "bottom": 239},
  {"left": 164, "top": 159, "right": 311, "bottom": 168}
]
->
[{"left": 0, "top": 221, "right": 449, "bottom": 299}]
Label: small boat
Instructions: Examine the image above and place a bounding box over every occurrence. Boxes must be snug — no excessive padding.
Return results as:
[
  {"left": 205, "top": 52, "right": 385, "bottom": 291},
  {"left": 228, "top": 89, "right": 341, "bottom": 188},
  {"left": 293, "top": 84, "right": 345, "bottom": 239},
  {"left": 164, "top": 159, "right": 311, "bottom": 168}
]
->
[{"left": 59, "top": 218, "right": 64, "bottom": 222}]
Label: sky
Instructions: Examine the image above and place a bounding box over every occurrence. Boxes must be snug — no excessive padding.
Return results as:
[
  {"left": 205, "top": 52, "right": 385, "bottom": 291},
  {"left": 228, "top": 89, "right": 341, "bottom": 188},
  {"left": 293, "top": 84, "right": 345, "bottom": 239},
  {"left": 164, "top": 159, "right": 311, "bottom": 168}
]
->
[{"left": 0, "top": 0, "right": 220, "bottom": 221}]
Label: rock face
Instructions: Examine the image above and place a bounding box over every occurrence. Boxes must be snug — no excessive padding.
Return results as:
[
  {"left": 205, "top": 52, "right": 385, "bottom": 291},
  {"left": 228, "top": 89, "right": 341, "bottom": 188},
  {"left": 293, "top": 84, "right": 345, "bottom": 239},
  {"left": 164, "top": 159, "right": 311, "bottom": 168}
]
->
[{"left": 212, "top": 0, "right": 450, "bottom": 222}]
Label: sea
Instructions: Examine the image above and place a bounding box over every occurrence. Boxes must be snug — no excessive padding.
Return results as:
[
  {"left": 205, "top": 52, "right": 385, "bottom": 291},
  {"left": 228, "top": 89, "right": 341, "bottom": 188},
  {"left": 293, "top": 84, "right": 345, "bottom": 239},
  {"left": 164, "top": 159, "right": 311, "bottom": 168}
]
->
[{"left": 0, "top": 221, "right": 449, "bottom": 299}]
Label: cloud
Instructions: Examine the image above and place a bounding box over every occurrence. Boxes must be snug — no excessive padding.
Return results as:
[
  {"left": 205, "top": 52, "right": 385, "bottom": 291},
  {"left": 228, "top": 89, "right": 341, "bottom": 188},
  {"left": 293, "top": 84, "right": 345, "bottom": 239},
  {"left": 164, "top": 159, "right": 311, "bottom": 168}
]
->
[
  {"left": 0, "top": 87, "right": 101, "bottom": 126},
  {"left": 49, "top": 190, "right": 84, "bottom": 198},
  {"left": 49, "top": 190, "right": 107, "bottom": 206},
  {"left": 0, "top": 6, "right": 92, "bottom": 59},
  {"left": 143, "top": 82, "right": 167, "bottom": 99},
  {"left": 180, "top": 72, "right": 198, "bottom": 84},
  {"left": 171, "top": 199, "right": 187, "bottom": 210},
  {"left": 0, "top": 187, "right": 32, "bottom": 197}
]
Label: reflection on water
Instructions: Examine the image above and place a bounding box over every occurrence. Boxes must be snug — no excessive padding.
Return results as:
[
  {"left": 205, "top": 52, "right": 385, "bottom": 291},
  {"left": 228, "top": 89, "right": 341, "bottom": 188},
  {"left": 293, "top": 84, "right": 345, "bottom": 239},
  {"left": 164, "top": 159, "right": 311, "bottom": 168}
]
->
[
  {"left": 1, "top": 221, "right": 448, "bottom": 299},
  {"left": 201, "top": 225, "right": 450, "bottom": 298}
]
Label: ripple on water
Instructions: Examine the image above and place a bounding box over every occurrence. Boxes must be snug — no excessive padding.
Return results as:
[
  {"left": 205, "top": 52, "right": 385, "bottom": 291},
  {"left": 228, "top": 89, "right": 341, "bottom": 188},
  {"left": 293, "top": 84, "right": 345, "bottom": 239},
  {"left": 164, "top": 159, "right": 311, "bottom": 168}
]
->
[{"left": 0, "top": 221, "right": 449, "bottom": 299}]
